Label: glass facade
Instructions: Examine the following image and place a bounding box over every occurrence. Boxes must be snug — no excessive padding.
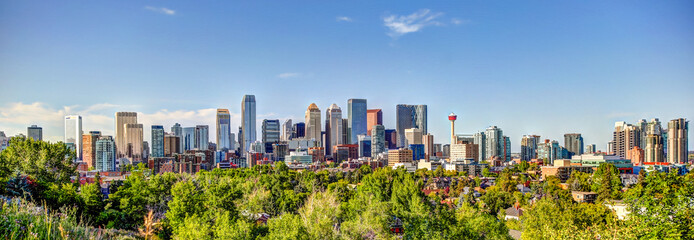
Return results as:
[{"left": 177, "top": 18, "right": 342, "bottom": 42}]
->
[
  {"left": 151, "top": 125, "right": 165, "bottom": 158},
  {"left": 347, "top": 99, "right": 367, "bottom": 144}
]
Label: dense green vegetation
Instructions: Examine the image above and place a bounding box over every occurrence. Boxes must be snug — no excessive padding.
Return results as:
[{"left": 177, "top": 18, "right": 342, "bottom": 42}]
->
[{"left": 1, "top": 137, "right": 693, "bottom": 239}]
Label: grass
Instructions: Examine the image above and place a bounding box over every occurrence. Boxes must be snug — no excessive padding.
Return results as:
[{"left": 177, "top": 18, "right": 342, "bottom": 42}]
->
[{"left": 0, "top": 197, "right": 140, "bottom": 240}]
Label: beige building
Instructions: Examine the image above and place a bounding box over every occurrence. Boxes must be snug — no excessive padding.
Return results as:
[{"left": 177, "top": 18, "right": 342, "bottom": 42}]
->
[
  {"left": 115, "top": 112, "right": 137, "bottom": 158},
  {"left": 164, "top": 134, "right": 180, "bottom": 157},
  {"left": 325, "top": 104, "right": 343, "bottom": 154},
  {"left": 405, "top": 128, "right": 423, "bottom": 145},
  {"left": 388, "top": 148, "right": 413, "bottom": 167},
  {"left": 305, "top": 103, "right": 322, "bottom": 145},
  {"left": 124, "top": 123, "right": 143, "bottom": 161},
  {"left": 667, "top": 118, "right": 688, "bottom": 164},
  {"left": 611, "top": 122, "right": 640, "bottom": 158},
  {"left": 644, "top": 134, "right": 664, "bottom": 163},
  {"left": 450, "top": 143, "right": 479, "bottom": 162}
]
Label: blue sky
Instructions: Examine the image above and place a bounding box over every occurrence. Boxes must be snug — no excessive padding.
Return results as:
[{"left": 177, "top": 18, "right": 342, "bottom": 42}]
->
[{"left": 1, "top": 1, "right": 693, "bottom": 151}]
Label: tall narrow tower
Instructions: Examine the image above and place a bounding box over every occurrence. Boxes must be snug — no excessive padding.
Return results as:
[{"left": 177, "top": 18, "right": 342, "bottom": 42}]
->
[{"left": 449, "top": 113, "right": 457, "bottom": 145}]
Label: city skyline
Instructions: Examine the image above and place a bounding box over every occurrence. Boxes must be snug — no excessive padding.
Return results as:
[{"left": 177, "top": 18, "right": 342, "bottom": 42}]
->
[{"left": 1, "top": 1, "right": 693, "bottom": 151}]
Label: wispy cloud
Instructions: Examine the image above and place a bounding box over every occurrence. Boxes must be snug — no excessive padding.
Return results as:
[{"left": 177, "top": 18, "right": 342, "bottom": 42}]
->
[
  {"left": 336, "top": 16, "right": 353, "bottom": 22},
  {"left": 451, "top": 18, "right": 470, "bottom": 25},
  {"left": 277, "top": 72, "right": 300, "bottom": 79},
  {"left": 383, "top": 9, "right": 444, "bottom": 38},
  {"left": 145, "top": 6, "right": 176, "bottom": 15}
]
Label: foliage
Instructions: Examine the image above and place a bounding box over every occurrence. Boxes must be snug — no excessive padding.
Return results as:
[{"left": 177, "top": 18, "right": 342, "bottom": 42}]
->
[
  {"left": 0, "top": 137, "right": 77, "bottom": 184},
  {"left": 591, "top": 163, "right": 623, "bottom": 201}
]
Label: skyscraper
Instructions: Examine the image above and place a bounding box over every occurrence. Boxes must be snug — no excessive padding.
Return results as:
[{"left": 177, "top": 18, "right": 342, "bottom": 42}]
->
[
  {"left": 325, "top": 104, "right": 343, "bottom": 154},
  {"left": 151, "top": 125, "right": 165, "bottom": 158},
  {"left": 503, "top": 136, "right": 511, "bottom": 161},
  {"left": 115, "top": 112, "right": 137, "bottom": 158},
  {"left": 172, "top": 123, "right": 183, "bottom": 152},
  {"left": 64, "top": 115, "right": 83, "bottom": 160},
  {"left": 395, "top": 104, "right": 427, "bottom": 147},
  {"left": 305, "top": 103, "right": 322, "bottom": 144},
  {"left": 27, "top": 125, "right": 42, "bottom": 141},
  {"left": 366, "top": 109, "right": 382, "bottom": 136},
  {"left": 281, "top": 119, "right": 293, "bottom": 141},
  {"left": 474, "top": 132, "right": 486, "bottom": 161},
  {"left": 405, "top": 128, "right": 423, "bottom": 145},
  {"left": 241, "top": 95, "right": 256, "bottom": 156},
  {"left": 667, "top": 118, "right": 688, "bottom": 164},
  {"left": 82, "top": 131, "right": 101, "bottom": 169},
  {"left": 164, "top": 134, "right": 180, "bottom": 156},
  {"left": 484, "top": 126, "right": 503, "bottom": 160},
  {"left": 195, "top": 125, "right": 209, "bottom": 150},
  {"left": 422, "top": 134, "right": 434, "bottom": 160},
  {"left": 183, "top": 127, "right": 195, "bottom": 151},
  {"left": 645, "top": 134, "right": 664, "bottom": 163},
  {"left": 385, "top": 129, "right": 397, "bottom": 150},
  {"left": 611, "top": 121, "right": 641, "bottom": 158},
  {"left": 564, "top": 133, "right": 584, "bottom": 157},
  {"left": 637, "top": 119, "right": 648, "bottom": 149},
  {"left": 585, "top": 144, "right": 596, "bottom": 154},
  {"left": 538, "top": 139, "right": 560, "bottom": 165},
  {"left": 262, "top": 119, "right": 280, "bottom": 153},
  {"left": 521, "top": 135, "right": 539, "bottom": 161},
  {"left": 124, "top": 123, "right": 143, "bottom": 160},
  {"left": 292, "top": 122, "right": 305, "bottom": 139},
  {"left": 358, "top": 134, "right": 371, "bottom": 157},
  {"left": 216, "top": 109, "right": 232, "bottom": 150},
  {"left": 95, "top": 136, "right": 116, "bottom": 172},
  {"left": 347, "top": 99, "right": 367, "bottom": 144},
  {"left": 371, "top": 125, "right": 385, "bottom": 158}
]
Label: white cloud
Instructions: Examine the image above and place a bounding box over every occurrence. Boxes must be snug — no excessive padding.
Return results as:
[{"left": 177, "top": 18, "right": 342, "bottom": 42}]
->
[
  {"left": 277, "top": 72, "right": 300, "bottom": 79},
  {"left": 336, "top": 16, "right": 353, "bottom": 22},
  {"left": 383, "top": 9, "right": 444, "bottom": 38},
  {"left": 0, "top": 102, "right": 299, "bottom": 147},
  {"left": 145, "top": 6, "right": 176, "bottom": 15},
  {"left": 451, "top": 18, "right": 469, "bottom": 25}
]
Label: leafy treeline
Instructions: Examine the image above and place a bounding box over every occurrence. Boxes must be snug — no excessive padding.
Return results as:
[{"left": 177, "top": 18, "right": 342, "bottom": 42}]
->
[{"left": 1, "top": 137, "right": 693, "bottom": 240}]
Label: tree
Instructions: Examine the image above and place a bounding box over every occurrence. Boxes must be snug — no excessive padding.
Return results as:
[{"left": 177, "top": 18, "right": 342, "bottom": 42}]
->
[
  {"left": 0, "top": 137, "right": 77, "bottom": 184},
  {"left": 266, "top": 213, "right": 309, "bottom": 240},
  {"left": 299, "top": 191, "right": 341, "bottom": 239},
  {"left": 80, "top": 182, "right": 104, "bottom": 220},
  {"left": 480, "top": 186, "right": 513, "bottom": 216},
  {"left": 591, "top": 164, "right": 622, "bottom": 201},
  {"left": 566, "top": 171, "right": 591, "bottom": 192}
]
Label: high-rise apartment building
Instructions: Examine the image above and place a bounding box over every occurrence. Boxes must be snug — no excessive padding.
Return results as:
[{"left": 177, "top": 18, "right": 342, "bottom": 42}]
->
[
  {"left": 183, "top": 127, "right": 195, "bottom": 151},
  {"left": 195, "top": 125, "right": 209, "bottom": 150},
  {"left": 484, "top": 126, "right": 503, "bottom": 160},
  {"left": 611, "top": 121, "right": 641, "bottom": 158},
  {"left": 423, "top": 134, "right": 434, "bottom": 160},
  {"left": 626, "top": 146, "right": 644, "bottom": 165},
  {"left": 405, "top": 128, "right": 423, "bottom": 145},
  {"left": 366, "top": 109, "right": 383, "bottom": 136},
  {"left": 124, "top": 123, "right": 143, "bottom": 160},
  {"left": 474, "top": 132, "right": 486, "bottom": 161},
  {"left": 64, "top": 115, "right": 83, "bottom": 160},
  {"left": 27, "top": 125, "right": 42, "bottom": 141},
  {"left": 82, "top": 131, "right": 101, "bottom": 169},
  {"left": 645, "top": 134, "right": 664, "bottom": 163},
  {"left": 281, "top": 119, "right": 293, "bottom": 141},
  {"left": 395, "top": 104, "right": 427, "bottom": 147},
  {"left": 115, "top": 112, "right": 137, "bottom": 158},
  {"left": 371, "top": 125, "right": 386, "bottom": 158},
  {"left": 521, "top": 135, "right": 540, "bottom": 161},
  {"left": 262, "top": 119, "right": 280, "bottom": 153},
  {"left": 585, "top": 144, "right": 596, "bottom": 154},
  {"left": 325, "top": 104, "right": 343, "bottom": 155},
  {"left": 95, "top": 136, "right": 116, "bottom": 172},
  {"left": 241, "top": 95, "right": 257, "bottom": 156},
  {"left": 347, "top": 99, "right": 367, "bottom": 144},
  {"left": 151, "top": 125, "right": 165, "bottom": 158},
  {"left": 564, "top": 133, "right": 584, "bottom": 157},
  {"left": 667, "top": 118, "right": 688, "bottom": 164},
  {"left": 637, "top": 119, "right": 648, "bottom": 149},
  {"left": 216, "top": 109, "right": 232, "bottom": 150},
  {"left": 164, "top": 134, "right": 180, "bottom": 156},
  {"left": 305, "top": 103, "right": 322, "bottom": 144},
  {"left": 537, "top": 139, "right": 560, "bottom": 165},
  {"left": 503, "top": 136, "right": 511, "bottom": 161},
  {"left": 172, "top": 123, "right": 183, "bottom": 152}
]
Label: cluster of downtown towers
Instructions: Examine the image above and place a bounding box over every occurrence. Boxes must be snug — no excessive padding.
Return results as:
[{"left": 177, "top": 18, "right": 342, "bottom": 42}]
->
[
  {"left": 53, "top": 95, "right": 440, "bottom": 171},
  {"left": 21, "top": 95, "right": 689, "bottom": 172}
]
